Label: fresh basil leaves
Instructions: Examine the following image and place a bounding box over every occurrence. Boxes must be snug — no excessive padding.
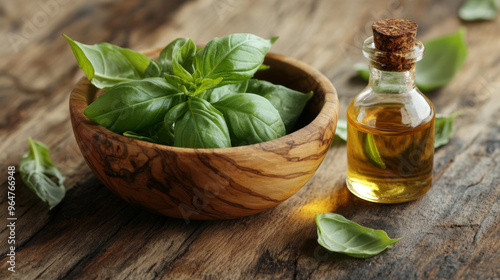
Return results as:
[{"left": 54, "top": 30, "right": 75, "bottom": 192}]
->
[
  {"left": 459, "top": 0, "right": 499, "bottom": 21},
  {"left": 66, "top": 33, "right": 312, "bottom": 148},
  {"left": 194, "top": 34, "right": 278, "bottom": 86},
  {"left": 246, "top": 79, "right": 313, "bottom": 133},
  {"left": 84, "top": 78, "right": 185, "bottom": 133},
  {"left": 354, "top": 28, "right": 468, "bottom": 92},
  {"left": 173, "top": 98, "right": 231, "bottom": 148},
  {"left": 19, "top": 138, "right": 66, "bottom": 209},
  {"left": 213, "top": 93, "right": 285, "bottom": 146},
  {"left": 315, "top": 213, "right": 402, "bottom": 258},
  {"left": 63, "top": 35, "right": 155, "bottom": 89}
]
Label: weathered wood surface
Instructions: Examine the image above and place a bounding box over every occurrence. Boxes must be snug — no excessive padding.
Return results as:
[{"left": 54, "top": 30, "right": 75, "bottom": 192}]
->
[{"left": 0, "top": 0, "right": 499, "bottom": 279}]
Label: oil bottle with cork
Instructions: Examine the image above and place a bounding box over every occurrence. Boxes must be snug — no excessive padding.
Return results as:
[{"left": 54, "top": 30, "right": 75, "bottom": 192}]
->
[{"left": 346, "top": 19, "right": 435, "bottom": 203}]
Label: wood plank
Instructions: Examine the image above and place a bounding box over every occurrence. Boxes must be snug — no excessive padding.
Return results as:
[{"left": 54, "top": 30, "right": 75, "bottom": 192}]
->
[{"left": 0, "top": 0, "right": 499, "bottom": 278}]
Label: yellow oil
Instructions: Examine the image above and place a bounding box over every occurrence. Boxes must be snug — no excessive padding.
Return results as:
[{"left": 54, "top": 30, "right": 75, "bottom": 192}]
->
[{"left": 346, "top": 105, "right": 434, "bottom": 203}]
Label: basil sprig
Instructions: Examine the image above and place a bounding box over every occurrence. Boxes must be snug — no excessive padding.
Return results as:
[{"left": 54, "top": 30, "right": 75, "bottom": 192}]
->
[
  {"left": 20, "top": 138, "right": 66, "bottom": 209},
  {"left": 65, "top": 33, "right": 313, "bottom": 148},
  {"left": 316, "top": 213, "right": 402, "bottom": 258}
]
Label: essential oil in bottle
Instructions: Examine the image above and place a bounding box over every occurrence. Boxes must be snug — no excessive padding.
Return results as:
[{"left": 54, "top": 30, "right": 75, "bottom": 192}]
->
[{"left": 346, "top": 19, "right": 435, "bottom": 203}]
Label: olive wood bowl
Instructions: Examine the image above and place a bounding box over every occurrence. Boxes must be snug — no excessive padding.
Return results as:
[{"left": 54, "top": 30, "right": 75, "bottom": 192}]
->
[{"left": 69, "top": 48, "right": 339, "bottom": 220}]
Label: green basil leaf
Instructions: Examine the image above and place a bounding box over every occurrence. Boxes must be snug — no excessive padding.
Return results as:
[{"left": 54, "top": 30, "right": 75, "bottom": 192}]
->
[
  {"left": 246, "top": 79, "right": 313, "bottom": 133},
  {"left": 363, "top": 133, "right": 386, "bottom": 169},
  {"left": 194, "top": 33, "right": 275, "bottom": 86},
  {"left": 172, "top": 38, "right": 196, "bottom": 81},
  {"left": 354, "top": 63, "right": 370, "bottom": 81},
  {"left": 416, "top": 28, "right": 468, "bottom": 92},
  {"left": 334, "top": 119, "right": 347, "bottom": 141},
  {"left": 84, "top": 78, "right": 185, "bottom": 133},
  {"left": 123, "top": 131, "right": 156, "bottom": 143},
  {"left": 63, "top": 34, "right": 153, "bottom": 89},
  {"left": 159, "top": 38, "right": 193, "bottom": 75},
  {"left": 197, "top": 80, "right": 249, "bottom": 103},
  {"left": 459, "top": 0, "right": 499, "bottom": 21},
  {"left": 192, "top": 76, "right": 223, "bottom": 96},
  {"left": 258, "top": 64, "right": 270, "bottom": 71},
  {"left": 315, "top": 213, "right": 402, "bottom": 258},
  {"left": 174, "top": 97, "right": 231, "bottom": 148},
  {"left": 123, "top": 121, "right": 173, "bottom": 145},
  {"left": 213, "top": 93, "right": 286, "bottom": 146},
  {"left": 143, "top": 59, "right": 162, "bottom": 78},
  {"left": 164, "top": 102, "right": 189, "bottom": 145},
  {"left": 19, "top": 138, "right": 66, "bottom": 210},
  {"left": 354, "top": 28, "right": 468, "bottom": 92},
  {"left": 435, "top": 113, "right": 459, "bottom": 148}
]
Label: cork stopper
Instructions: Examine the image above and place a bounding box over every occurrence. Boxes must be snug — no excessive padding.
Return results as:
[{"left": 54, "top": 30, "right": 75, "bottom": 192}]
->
[{"left": 372, "top": 19, "right": 417, "bottom": 52}]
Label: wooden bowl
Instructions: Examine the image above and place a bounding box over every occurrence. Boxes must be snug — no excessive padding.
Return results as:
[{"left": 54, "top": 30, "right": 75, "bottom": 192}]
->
[{"left": 69, "top": 49, "right": 339, "bottom": 220}]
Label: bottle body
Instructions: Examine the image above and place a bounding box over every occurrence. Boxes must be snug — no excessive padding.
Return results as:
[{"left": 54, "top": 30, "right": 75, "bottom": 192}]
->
[{"left": 346, "top": 62, "right": 435, "bottom": 203}]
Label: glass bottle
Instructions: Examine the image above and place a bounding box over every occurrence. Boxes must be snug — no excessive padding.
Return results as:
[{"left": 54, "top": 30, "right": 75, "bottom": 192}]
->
[{"left": 346, "top": 19, "right": 435, "bottom": 203}]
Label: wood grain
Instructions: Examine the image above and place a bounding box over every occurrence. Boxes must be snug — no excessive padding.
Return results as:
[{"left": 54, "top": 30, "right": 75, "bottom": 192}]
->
[{"left": 1, "top": 0, "right": 499, "bottom": 279}]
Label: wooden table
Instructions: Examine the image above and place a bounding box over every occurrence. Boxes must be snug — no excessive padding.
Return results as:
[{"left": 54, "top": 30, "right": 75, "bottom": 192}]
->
[{"left": 1, "top": 0, "right": 499, "bottom": 279}]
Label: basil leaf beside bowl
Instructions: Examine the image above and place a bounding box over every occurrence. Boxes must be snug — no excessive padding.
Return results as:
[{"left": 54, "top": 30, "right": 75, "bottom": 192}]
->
[
  {"left": 84, "top": 78, "right": 185, "bottom": 133},
  {"left": 213, "top": 93, "right": 286, "bottom": 146},
  {"left": 315, "top": 213, "right": 402, "bottom": 258},
  {"left": 63, "top": 34, "right": 154, "bottom": 89},
  {"left": 195, "top": 33, "right": 277, "bottom": 86},
  {"left": 459, "top": 0, "right": 499, "bottom": 21},
  {"left": 20, "top": 138, "right": 66, "bottom": 210}
]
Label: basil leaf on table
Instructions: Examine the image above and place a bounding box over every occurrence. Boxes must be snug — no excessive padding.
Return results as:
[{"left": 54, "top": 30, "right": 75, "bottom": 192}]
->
[
  {"left": 63, "top": 35, "right": 153, "bottom": 89},
  {"left": 197, "top": 80, "right": 249, "bottom": 103},
  {"left": 416, "top": 28, "right": 468, "bottom": 92},
  {"left": 19, "top": 138, "right": 66, "bottom": 210},
  {"left": 213, "top": 93, "right": 286, "bottom": 146},
  {"left": 354, "top": 28, "right": 468, "bottom": 92},
  {"left": 459, "top": 0, "right": 499, "bottom": 21},
  {"left": 84, "top": 78, "right": 185, "bottom": 133},
  {"left": 435, "top": 113, "right": 460, "bottom": 148},
  {"left": 246, "top": 79, "right": 313, "bottom": 133},
  {"left": 174, "top": 97, "right": 231, "bottom": 148},
  {"left": 194, "top": 33, "right": 277, "bottom": 86},
  {"left": 315, "top": 213, "right": 402, "bottom": 258}
]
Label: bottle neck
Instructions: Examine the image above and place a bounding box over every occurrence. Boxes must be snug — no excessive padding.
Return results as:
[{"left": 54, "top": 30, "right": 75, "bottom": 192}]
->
[{"left": 368, "top": 62, "right": 417, "bottom": 93}]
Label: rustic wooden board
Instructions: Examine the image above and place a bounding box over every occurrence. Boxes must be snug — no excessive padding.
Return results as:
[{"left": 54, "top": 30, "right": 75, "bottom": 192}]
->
[{"left": 0, "top": 0, "right": 499, "bottom": 279}]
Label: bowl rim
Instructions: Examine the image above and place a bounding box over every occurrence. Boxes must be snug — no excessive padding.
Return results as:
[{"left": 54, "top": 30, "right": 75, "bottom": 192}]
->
[{"left": 69, "top": 50, "right": 339, "bottom": 155}]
